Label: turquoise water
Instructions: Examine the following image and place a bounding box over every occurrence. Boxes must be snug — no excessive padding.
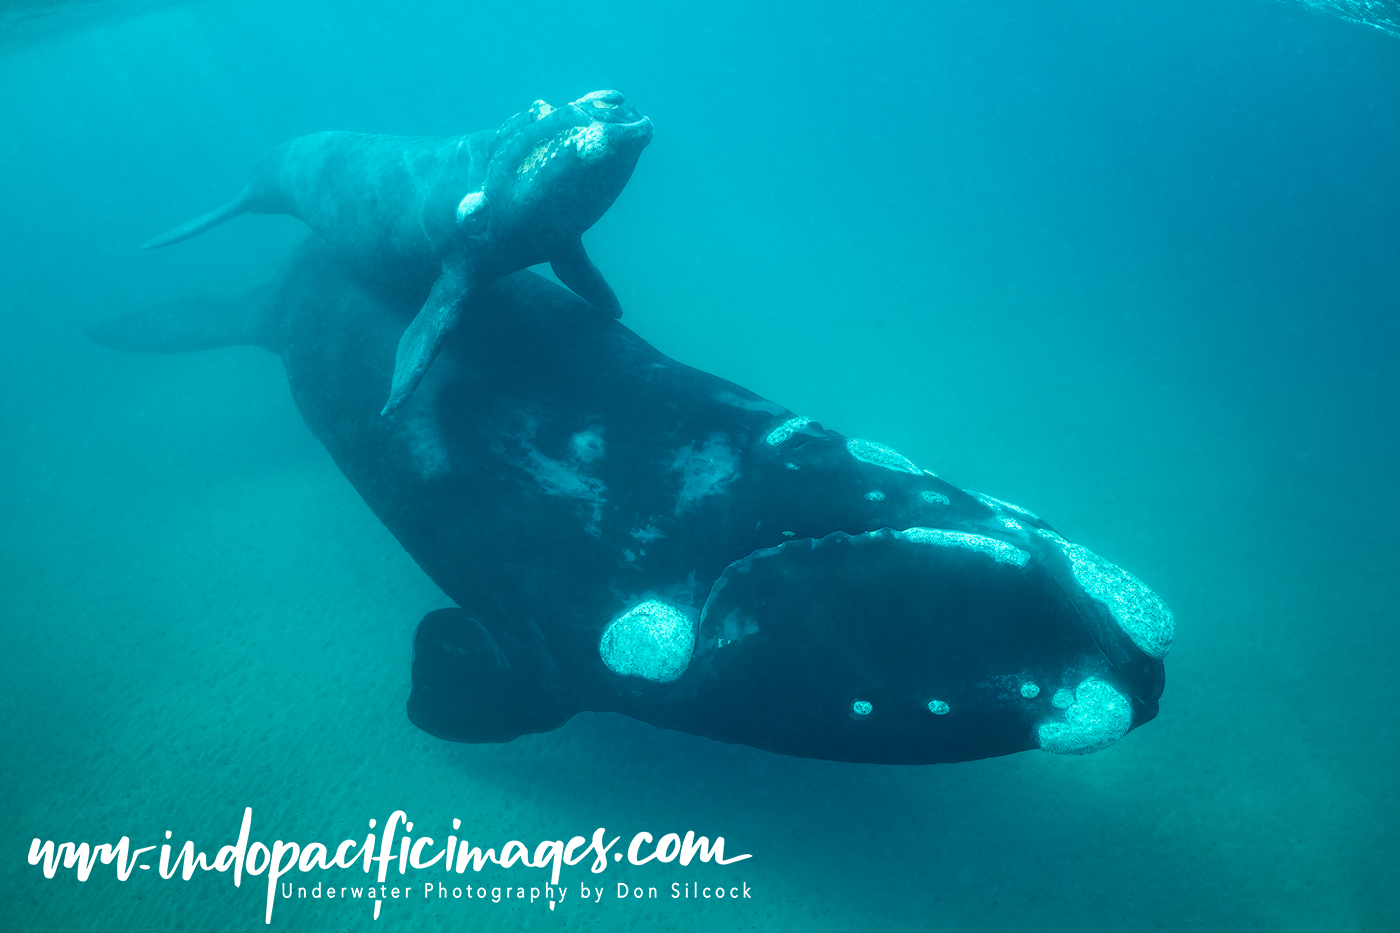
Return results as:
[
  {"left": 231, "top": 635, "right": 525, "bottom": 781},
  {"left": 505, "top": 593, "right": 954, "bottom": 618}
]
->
[{"left": 2, "top": 1, "right": 1397, "bottom": 930}]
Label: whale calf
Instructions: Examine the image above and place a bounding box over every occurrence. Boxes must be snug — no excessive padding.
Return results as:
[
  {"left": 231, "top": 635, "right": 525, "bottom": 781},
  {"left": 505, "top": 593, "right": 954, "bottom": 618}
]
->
[
  {"left": 89, "top": 238, "right": 1171, "bottom": 764},
  {"left": 142, "top": 91, "right": 653, "bottom": 415}
]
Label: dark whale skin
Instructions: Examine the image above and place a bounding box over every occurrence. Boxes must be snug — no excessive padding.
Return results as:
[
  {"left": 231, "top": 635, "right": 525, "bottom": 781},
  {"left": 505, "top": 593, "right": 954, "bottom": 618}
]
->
[{"left": 92, "top": 237, "right": 1171, "bottom": 764}]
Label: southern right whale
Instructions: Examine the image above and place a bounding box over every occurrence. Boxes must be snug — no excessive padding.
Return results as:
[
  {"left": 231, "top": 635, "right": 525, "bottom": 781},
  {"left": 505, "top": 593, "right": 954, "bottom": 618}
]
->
[
  {"left": 88, "top": 238, "right": 1172, "bottom": 764},
  {"left": 141, "top": 90, "right": 653, "bottom": 416}
]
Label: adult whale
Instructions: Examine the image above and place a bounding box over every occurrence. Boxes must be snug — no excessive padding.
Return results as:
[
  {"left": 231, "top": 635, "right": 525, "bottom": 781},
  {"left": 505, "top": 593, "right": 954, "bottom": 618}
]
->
[
  {"left": 88, "top": 238, "right": 1172, "bottom": 764},
  {"left": 141, "top": 90, "right": 653, "bottom": 415}
]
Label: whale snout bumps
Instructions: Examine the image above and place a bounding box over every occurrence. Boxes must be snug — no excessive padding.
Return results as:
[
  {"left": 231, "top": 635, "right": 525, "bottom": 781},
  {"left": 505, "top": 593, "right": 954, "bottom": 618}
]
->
[
  {"left": 566, "top": 89, "right": 649, "bottom": 131},
  {"left": 505, "top": 90, "right": 653, "bottom": 179}
]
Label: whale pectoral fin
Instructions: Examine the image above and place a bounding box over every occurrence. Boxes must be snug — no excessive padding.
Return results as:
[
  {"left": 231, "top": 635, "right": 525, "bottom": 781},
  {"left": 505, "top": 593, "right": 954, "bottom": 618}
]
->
[
  {"left": 140, "top": 187, "right": 255, "bottom": 249},
  {"left": 550, "top": 239, "right": 623, "bottom": 319},
  {"left": 381, "top": 262, "right": 472, "bottom": 416},
  {"left": 408, "top": 608, "right": 574, "bottom": 743}
]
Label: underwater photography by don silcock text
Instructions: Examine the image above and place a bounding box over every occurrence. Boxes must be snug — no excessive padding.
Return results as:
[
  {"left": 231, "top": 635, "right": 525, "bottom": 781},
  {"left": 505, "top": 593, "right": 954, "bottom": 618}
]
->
[{"left": 4, "top": 0, "right": 1399, "bottom": 931}]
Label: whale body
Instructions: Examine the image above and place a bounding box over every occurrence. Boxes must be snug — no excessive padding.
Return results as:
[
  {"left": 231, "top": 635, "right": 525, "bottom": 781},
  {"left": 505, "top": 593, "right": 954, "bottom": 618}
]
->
[
  {"left": 141, "top": 91, "right": 654, "bottom": 415},
  {"left": 89, "top": 238, "right": 1172, "bottom": 764}
]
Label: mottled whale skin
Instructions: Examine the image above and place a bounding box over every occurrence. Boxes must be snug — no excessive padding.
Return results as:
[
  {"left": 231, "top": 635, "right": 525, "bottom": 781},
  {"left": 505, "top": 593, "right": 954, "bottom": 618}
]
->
[
  {"left": 142, "top": 90, "right": 653, "bottom": 415},
  {"left": 89, "top": 239, "right": 1172, "bottom": 765}
]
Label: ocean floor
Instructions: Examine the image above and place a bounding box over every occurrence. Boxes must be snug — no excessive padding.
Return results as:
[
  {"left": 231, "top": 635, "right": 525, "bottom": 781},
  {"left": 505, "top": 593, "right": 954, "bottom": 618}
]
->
[{"left": 2, "top": 1, "right": 1398, "bottom": 930}]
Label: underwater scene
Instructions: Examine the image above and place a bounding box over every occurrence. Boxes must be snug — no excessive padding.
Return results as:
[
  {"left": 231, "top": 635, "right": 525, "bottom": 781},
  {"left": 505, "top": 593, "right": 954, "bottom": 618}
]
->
[{"left": 3, "top": 0, "right": 1398, "bottom": 930}]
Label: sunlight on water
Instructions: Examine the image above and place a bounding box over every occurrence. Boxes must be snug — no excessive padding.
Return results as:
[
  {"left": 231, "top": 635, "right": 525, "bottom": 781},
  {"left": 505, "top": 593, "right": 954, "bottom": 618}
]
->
[{"left": 1294, "top": 0, "right": 1400, "bottom": 35}]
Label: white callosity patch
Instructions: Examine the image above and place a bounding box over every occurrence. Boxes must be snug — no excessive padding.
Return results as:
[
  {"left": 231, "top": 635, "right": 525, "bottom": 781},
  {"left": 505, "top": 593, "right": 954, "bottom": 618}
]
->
[
  {"left": 765, "top": 416, "right": 811, "bottom": 446},
  {"left": 672, "top": 435, "right": 738, "bottom": 512},
  {"left": 865, "top": 491, "right": 885, "bottom": 501},
  {"left": 518, "top": 140, "right": 551, "bottom": 176},
  {"left": 998, "top": 515, "right": 1024, "bottom": 532},
  {"left": 927, "top": 700, "right": 950, "bottom": 715},
  {"left": 1031, "top": 526, "right": 1174, "bottom": 658},
  {"left": 846, "top": 438, "right": 921, "bottom": 474},
  {"left": 920, "top": 490, "right": 951, "bottom": 506},
  {"left": 852, "top": 700, "right": 873, "bottom": 717},
  {"left": 1052, "top": 688, "right": 1074, "bottom": 709},
  {"left": 455, "top": 190, "right": 485, "bottom": 224},
  {"left": 598, "top": 600, "right": 696, "bottom": 683},
  {"left": 1053, "top": 540, "right": 1175, "bottom": 659},
  {"left": 563, "top": 122, "right": 609, "bottom": 163},
  {"left": 899, "top": 528, "right": 1029, "bottom": 568},
  {"left": 1038, "top": 678, "right": 1133, "bottom": 755},
  {"left": 1021, "top": 682, "right": 1041, "bottom": 699}
]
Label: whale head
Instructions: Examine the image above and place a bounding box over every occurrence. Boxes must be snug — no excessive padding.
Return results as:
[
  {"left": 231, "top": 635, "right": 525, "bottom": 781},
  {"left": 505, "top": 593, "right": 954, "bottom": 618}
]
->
[
  {"left": 467, "top": 91, "right": 654, "bottom": 253},
  {"left": 582, "top": 431, "right": 1172, "bottom": 765},
  {"left": 659, "top": 520, "right": 1170, "bottom": 764}
]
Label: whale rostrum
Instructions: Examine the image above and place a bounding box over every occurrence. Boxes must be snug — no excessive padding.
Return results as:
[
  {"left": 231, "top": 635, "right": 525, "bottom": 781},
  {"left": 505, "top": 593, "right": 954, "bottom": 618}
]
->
[{"left": 141, "top": 90, "right": 653, "bottom": 416}]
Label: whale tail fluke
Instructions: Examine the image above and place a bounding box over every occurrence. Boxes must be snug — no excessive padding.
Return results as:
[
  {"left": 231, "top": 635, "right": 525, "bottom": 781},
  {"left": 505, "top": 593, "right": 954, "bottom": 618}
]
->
[
  {"left": 84, "top": 284, "right": 277, "bottom": 354},
  {"left": 140, "top": 188, "right": 254, "bottom": 249},
  {"left": 408, "top": 608, "right": 575, "bottom": 743}
]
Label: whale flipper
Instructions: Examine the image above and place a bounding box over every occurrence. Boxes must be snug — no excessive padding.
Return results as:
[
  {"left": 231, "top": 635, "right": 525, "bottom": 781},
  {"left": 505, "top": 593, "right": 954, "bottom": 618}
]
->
[
  {"left": 141, "top": 187, "right": 256, "bottom": 249},
  {"left": 408, "top": 608, "right": 573, "bottom": 743},
  {"left": 550, "top": 239, "right": 622, "bottom": 319},
  {"left": 381, "top": 260, "right": 472, "bottom": 416}
]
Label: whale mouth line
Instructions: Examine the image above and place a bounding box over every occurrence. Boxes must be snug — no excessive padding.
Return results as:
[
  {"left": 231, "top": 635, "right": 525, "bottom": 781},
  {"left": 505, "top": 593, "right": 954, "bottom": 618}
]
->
[
  {"left": 558, "top": 115, "right": 653, "bottom": 140},
  {"left": 609, "top": 116, "right": 652, "bottom": 131},
  {"left": 716, "top": 525, "right": 1028, "bottom": 568},
  {"left": 698, "top": 524, "right": 1034, "bottom": 643}
]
